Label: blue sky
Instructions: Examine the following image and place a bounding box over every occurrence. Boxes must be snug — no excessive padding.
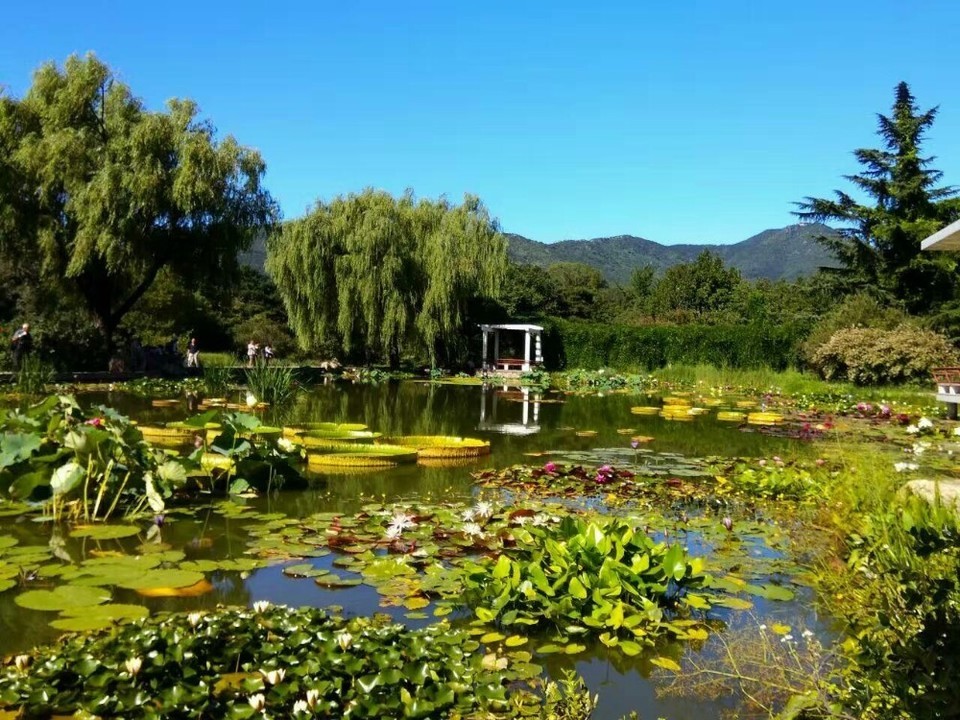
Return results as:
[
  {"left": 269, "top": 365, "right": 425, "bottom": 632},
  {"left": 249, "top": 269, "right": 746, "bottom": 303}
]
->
[{"left": 2, "top": 1, "right": 958, "bottom": 245}]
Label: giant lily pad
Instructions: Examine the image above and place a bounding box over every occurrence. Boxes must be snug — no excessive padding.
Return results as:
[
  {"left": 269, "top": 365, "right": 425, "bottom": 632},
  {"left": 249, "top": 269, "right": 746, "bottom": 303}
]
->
[
  {"left": 71, "top": 525, "right": 141, "bottom": 540},
  {"left": 117, "top": 568, "right": 207, "bottom": 591}
]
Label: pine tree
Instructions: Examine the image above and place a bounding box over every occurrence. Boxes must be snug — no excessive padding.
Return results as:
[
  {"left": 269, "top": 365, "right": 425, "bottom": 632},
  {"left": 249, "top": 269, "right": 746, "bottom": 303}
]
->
[{"left": 796, "top": 82, "right": 960, "bottom": 313}]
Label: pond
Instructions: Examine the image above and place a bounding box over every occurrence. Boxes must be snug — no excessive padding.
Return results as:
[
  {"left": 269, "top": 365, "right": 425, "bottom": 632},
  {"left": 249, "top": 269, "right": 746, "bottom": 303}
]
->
[{"left": 0, "top": 381, "right": 832, "bottom": 719}]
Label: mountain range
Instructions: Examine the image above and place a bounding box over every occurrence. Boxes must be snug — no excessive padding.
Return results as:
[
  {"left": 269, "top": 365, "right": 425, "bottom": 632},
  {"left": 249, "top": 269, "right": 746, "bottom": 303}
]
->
[
  {"left": 506, "top": 223, "right": 839, "bottom": 284},
  {"left": 243, "top": 223, "right": 840, "bottom": 283}
]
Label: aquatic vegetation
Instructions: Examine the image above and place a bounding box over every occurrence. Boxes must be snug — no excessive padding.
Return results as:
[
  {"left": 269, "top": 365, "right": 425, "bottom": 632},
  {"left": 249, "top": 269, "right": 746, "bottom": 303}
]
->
[
  {"left": 378, "top": 435, "right": 491, "bottom": 459},
  {"left": 819, "top": 494, "right": 960, "bottom": 719},
  {"left": 245, "top": 360, "right": 298, "bottom": 405},
  {"left": 462, "top": 516, "right": 712, "bottom": 652},
  {"left": 14, "top": 355, "right": 55, "bottom": 397},
  {"left": 0, "top": 605, "right": 594, "bottom": 718}
]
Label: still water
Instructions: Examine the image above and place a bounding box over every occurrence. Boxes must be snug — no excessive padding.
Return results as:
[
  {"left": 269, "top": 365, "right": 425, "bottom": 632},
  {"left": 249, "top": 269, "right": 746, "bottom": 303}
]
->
[{"left": 0, "top": 382, "right": 827, "bottom": 719}]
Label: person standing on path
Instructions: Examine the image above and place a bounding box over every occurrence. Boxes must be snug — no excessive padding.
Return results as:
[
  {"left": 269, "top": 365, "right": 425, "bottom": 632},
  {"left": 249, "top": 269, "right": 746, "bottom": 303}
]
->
[
  {"left": 11, "top": 323, "right": 32, "bottom": 370},
  {"left": 247, "top": 339, "right": 259, "bottom": 367},
  {"left": 186, "top": 338, "right": 200, "bottom": 368}
]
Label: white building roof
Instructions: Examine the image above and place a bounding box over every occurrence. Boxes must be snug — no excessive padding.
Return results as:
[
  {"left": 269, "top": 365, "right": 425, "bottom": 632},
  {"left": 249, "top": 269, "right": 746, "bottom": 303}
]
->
[
  {"left": 478, "top": 323, "right": 544, "bottom": 331},
  {"left": 922, "top": 218, "right": 960, "bottom": 251}
]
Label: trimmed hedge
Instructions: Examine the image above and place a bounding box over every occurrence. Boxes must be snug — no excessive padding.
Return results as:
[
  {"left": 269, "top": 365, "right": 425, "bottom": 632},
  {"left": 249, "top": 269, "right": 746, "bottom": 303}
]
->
[{"left": 542, "top": 319, "right": 807, "bottom": 371}]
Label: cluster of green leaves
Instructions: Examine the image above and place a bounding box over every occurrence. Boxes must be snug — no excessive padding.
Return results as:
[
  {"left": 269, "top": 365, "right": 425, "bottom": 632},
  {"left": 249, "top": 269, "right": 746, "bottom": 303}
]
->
[
  {"left": 115, "top": 377, "right": 205, "bottom": 398},
  {"left": 0, "top": 605, "right": 587, "bottom": 719},
  {"left": 558, "top": 368, "right": 656, "bottom": 392},
  {"left": 826, "top": 495, "right": 960, "bottom": 719},
  {"left": 719, "top": 462, "right": 822, "bottom": 501},
  {"left": 461, "top": 516, "right": 711, "bottom": 654},
  {"left": 0, "top": 396, "right": 182, "bottom": 520},
  {"left": 0, "top": 396, "right": 304, "bottom": 519}
]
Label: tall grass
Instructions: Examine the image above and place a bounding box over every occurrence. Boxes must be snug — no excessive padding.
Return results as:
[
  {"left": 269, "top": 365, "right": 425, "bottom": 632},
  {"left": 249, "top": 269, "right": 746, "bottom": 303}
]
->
[
  {"left": 16, "top": 355, "right": 55, "bottom": 396},
  {"left": 203, "top": 365, "right": 234, "bottom": 396},
  {"left": 202, "top": 352, "right": 239, "bottom": 367},
  {"left": 245, "top": 360, "right": 297, "bottom": 405}
]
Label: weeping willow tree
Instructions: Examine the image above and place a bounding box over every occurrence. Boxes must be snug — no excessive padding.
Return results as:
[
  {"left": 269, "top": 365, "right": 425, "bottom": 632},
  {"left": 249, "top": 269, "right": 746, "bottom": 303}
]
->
[{"left": 267, "top": 189, "right": 506, "bottom": 366}]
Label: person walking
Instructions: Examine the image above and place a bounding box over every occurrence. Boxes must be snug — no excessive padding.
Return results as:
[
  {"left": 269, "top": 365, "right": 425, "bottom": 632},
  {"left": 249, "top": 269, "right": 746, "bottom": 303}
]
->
[
  {"left": 186, "top": 337, "right": 200, "bottom": 368},
  {"left": 247, "top": 339, "right": 259, "bottom": 367},
  {"left": 11, "top": 323, "right": 32, "bottom": 370},
  {"left": 263, "top": 342, "right": 274, "bottom": 364}
]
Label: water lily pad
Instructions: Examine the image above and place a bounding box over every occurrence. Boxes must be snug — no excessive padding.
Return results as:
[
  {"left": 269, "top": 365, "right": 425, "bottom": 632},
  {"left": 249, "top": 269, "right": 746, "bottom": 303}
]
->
[
  {"left": 117, "top": 569, "right": 206, "bottom": 590},
  {"left": 71, "top": 525, "right": 141, "bottom": 540},
  {"left": 51, "top": 603, "right": 149, "bottom": 631},
  {"left": 15, "top": 585, "right": 111, "bottom": 611},
  {"left": 315, "top": 574, "right": 363, "bottom": 588}
]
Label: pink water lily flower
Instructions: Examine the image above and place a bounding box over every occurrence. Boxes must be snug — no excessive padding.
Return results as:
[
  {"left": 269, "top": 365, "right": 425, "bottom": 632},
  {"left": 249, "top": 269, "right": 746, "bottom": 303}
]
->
[
  {"left": 85, "top": 417, "right": 103, "bottom": 428},
  {"left": 543, "top": 462, "right": 557, "bottom": 473}
]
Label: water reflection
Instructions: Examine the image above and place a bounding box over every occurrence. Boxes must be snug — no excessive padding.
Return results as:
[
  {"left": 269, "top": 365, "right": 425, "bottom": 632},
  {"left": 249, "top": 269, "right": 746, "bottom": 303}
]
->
[{"left": 478, "top": 385, "right": 542, "bottom": 435}]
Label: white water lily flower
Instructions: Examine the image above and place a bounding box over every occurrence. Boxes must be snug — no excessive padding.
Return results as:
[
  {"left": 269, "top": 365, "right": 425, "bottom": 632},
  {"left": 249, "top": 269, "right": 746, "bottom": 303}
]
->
[
  {"left": 463, "top": 522, "right": 485, "bottom": 538},
  {"left": 894, "top": 462, "right": 919, "bottom": 473},
  {"left": 248, "top": 693, "right": 266, "bottom": 711},
  {"left": 389, "top": 512, "right": 417, "bottom": 531},
  {"left": 252, "top": 600, "right": 271, "bottom": 613},
  {"left": 473, "top": 500, "right": 493, "bottom": 519},
  {"left": 461, "top": 508, "right": 476, "bottom": 522},
  {"left": 335, "top": 631, "right": 353, "bottom": 651},
  {"left": 293, "top": 699, "right": 310, "bottom": 715},
  {"left": 306, "top": 689, "right": 320, "bottom": 708},
  {"left": 277, "top": 437, "right": 296, "bottom": 453},
  {"left": 188, "top": 612, "right": 203, "bottom": 627},
  {"left": 14, "top": 655, "right": 31, "bottom": 672},
  {"left": 245, "top": 392, "right": 258, "bottom": 407},
  {"left": 531, "top": 513, "right": 550, "bottom": 527},
  {"left": 385, "top": 524, "right": 403, "bottom": 540},
  {"left": 512, "top": 515, "right": 531, "bottom": 526},
  {"left": 260, "top": 668, "right": 286, "bottom": 685},
  {"left": 802, "top": 629, "right": 814, "bottom": 638},
  {"left": 912, "top": 442, "right": 929, "bottom": 455},
  {"left": 918, "top": 417, "right": 934, "bottom": 430},
  {"left": 905, "top": 425, "right": 920, "bottom": 435},
  {"left": 124, "top": 657, "right": 142, "bottom": 676},
  {"left": 780, "top": 634, "right": 794, "bottom": 643}
]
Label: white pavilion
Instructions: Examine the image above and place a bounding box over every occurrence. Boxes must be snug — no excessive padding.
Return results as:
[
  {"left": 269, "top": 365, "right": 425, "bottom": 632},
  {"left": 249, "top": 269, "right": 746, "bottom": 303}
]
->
[{"left": 478, "top": 323, "right": 544, "bottom": 375}]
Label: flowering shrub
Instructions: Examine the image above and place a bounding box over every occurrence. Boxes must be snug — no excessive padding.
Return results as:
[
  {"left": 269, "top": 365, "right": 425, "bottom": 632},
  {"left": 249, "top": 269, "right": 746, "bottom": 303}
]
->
[{"left": 809, "top": 325, "right": 958, "bottom": 385}]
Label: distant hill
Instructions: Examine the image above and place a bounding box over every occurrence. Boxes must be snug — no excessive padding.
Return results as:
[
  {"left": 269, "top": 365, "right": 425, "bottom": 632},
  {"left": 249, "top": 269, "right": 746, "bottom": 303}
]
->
[
  {"left": 243, "top": 223, "right": 840, "bottom": 283},
  {"left": 507, "top": 223, "right": 840, "bottom": 283}
]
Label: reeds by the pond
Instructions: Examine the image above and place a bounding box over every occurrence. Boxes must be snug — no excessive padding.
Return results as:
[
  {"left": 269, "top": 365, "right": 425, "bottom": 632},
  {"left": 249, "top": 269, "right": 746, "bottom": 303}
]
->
[{"left": 244, "top": 360, "right": 297, "bottom": 405}]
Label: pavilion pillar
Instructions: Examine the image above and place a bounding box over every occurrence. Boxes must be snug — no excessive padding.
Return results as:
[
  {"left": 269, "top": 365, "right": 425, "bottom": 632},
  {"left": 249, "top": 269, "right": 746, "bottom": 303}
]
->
[
  {"left": 523, "top": 331, "right": 531, "bottom": 371},
  {"left": 481, "top": 329, "right": 489, "bottom": 371},
  {"left": 493, "top": 331, "right": 500, "bottom": 370},
  {"left": 522, "top": 387, "right": 529, "bottom": 425},
  {"left": 534, "top": 332, "right": 542, "bottom": 364}
]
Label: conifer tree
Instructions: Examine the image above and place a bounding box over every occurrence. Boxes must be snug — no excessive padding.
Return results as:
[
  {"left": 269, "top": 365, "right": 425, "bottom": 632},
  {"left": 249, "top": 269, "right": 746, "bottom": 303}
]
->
[{"left": 796, "top": 82, "right": 959, "bottom": 313}]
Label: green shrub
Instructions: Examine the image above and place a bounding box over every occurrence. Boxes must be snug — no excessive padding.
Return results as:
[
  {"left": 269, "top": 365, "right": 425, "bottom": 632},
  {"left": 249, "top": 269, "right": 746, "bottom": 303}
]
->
[
  {"left": 801, "top": 292, "right": 912, "bottom": 365},
  {"left": 543, "top": 318, "right": 806, "bottom": 371},
  {"left": 809, "top": 324, "right": 957, "bottom": 385},
  {"left": 831, "top": 495, "right": 960, "bottom": 718}
]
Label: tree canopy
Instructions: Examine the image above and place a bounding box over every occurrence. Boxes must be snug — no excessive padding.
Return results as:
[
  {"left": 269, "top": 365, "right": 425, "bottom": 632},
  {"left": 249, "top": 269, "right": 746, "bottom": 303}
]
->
[
  {"left": 266, "top": 189, "right": 506, "bottom": 366},
  {"left": 796, "top": 82, "right": 960, "bottom": 313},
  {"left": 0, "top": 54, "right": 277, "bottom": 355}
]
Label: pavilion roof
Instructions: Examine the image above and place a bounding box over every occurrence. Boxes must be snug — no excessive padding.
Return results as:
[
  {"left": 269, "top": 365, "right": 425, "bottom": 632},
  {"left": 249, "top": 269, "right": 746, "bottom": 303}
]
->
[
  {"left": 478, "top": 323, "right": 544, "bottom": 331},
  {"left": 922, "top": 218, "right": 960, "bottom": 251}
]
